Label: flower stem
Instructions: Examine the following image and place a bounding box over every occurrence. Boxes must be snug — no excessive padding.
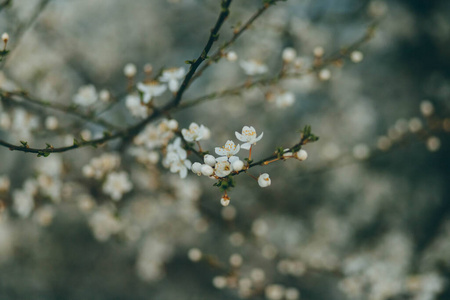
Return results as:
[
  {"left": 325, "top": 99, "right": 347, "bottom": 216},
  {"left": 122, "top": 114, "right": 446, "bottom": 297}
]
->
[
  {"left": 196, "top": 141, "right": 203, "bottom": 153},
  {"left": 262, "top": 157, "right": 280, "bottom": 165}
]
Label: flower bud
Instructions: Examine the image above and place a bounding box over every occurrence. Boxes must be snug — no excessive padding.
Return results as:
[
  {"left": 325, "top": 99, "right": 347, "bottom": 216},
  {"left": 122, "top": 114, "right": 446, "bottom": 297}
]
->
[
  {"left": 282, "top": 47, "right": 296, "bottom": 63},
  {"left": 258, "top": 173, "right": 271, "bottom": 188},
  {"left": 191, "top": 162, "right": 202, "bottom": 175},
  {"left": 226, "top": 51, "right": 238, "bottom": 62},
  {"left": 2, "top": 32, "right": 9, "bottom": 43},
  {"left": 167, "top": 119, "right": 178, "bottom": 130},
  {"left": 144, "top": 63, "right": 153, "bottom": 74},
  {"left": 220, "top": 195, "right": 230, "bottom": 206},
  {"left": 350, "top": 51, "right": 363, "bottom": 63},
  {"left": 294, "top": 149, "right": 308, "bottom": 161},
  {"left": 201, "top": 164, "right": 214, "bottom": 176},
  {"left": 231, "top": 159, "right": 244, "bottom": 172},
  {"left": 204, "top": 154, "right": 216, "bottom": 167},
  {"left": 313, "top": 46, "right": 324, "bottom": 57},
  {"left": 124, "top": 63, "right": 137, "bottom": 77}
]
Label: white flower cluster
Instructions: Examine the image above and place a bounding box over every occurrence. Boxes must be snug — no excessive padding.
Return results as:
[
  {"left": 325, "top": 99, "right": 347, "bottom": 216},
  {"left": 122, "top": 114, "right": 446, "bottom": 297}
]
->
[
  {"left": 188, "top": 126, "right": 267, "bottom": 181},
  {"left": 88, "top": 206, "right": 122, "bottom": 242},
  {"left": 131, "top": 118, "right": 178, "bottom": 167},
  {"left": 134, "top": 118, "right": 178, "bottom": 149},
  {"left": 12, "top": 179, "right": 38, "bottom": 218},
  {"left": 82, "top": 153, "right": 121, "bottom": 179},
  {"left": 73, "top": 84, "right": 98, "bottom": 107},
  {"left": 82, "top": 153, "right": 132, "bottom": 201},
  {"left": 162, "top": 137, "right": 192, "bottom": 179},
  {"left": 0, "top": 108, "right": 39, "bottom": 140},
  {"left": 124, "top": 66, "right": 186, "bottom": 118},
  {"left": 181, "top": 122, "right": 210, "bottom": 142},
  {"left": 240, "top": 59, "right": 268, "bottom": 76}
]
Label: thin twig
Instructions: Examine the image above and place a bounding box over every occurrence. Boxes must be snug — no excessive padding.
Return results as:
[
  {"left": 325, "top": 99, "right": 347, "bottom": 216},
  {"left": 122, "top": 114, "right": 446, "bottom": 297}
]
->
[{"left": 0, "top": 89, "right": 120, "bottom": 130}]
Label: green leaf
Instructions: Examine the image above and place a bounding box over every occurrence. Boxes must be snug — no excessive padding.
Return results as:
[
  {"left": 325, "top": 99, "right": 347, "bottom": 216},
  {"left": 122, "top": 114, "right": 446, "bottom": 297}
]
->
[{"left": 37, "top": 151, "right": 50, "bottom": 157}]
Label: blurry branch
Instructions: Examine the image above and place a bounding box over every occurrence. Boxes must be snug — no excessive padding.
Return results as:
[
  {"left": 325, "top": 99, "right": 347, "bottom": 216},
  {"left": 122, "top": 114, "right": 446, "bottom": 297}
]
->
[
  {"left": 0, "top": 0, "right": 235, "bottom": 155},
  {"left": 177, "top": 22, "right": 377, "bottom": 111},
  {"left": 191, "top": 0, "right": 285, "bottom": 82},
  {"left": 0, "top": 0, "right": 11, "bottom": 12},
  {"left": 0, "top": 0, "right": 326, "bottom": 156},
  {"left": 238, "top": 125, "right": 318, "bottom": 175},
  {"left": 297, "top": 115, "right": 450, "bottom": 179},
  {"left": 0, "top": 89, "right": 120, "bottom": 130},
  {"left": 0, "top": 0, "right": 50, "bottom": 69},
  {"left": 172, "top": 0, "right": 233, "bottom": 107}
]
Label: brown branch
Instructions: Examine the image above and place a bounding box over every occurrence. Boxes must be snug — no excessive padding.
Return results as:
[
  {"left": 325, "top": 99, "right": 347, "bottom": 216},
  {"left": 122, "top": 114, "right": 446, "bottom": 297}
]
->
[
  {"left": 0, "top": 89, "right": 120, "bottom": 130},
  {"left": 176, "top": 22, "right": 378, "bottom": 112},
  {"left": 172, "top": 0, "right": 233, "bottom": 107},
  {"left": 192, "top": 0, "right": 283, "bottom": 82}
]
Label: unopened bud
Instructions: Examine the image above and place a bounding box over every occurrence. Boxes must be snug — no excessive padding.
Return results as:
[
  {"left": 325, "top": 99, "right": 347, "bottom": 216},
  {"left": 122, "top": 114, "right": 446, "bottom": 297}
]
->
[
  {"left": 124, "top": 63, "right": 137, "bottom": 77},
  {"left": 2, "top": 32, "right": 9, "bottom": 43}
]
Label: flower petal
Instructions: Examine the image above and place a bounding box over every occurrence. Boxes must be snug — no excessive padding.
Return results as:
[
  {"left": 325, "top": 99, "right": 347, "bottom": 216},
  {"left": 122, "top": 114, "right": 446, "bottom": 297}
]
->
[
  {"left": 215, "top": 147, "right": 227, "bottom": 156},
  {"left": 235, "top": 131, "right": 246, "bottom": 142},
  {"left": 240, "top": 143, "right": 251, "bottom": 150}
]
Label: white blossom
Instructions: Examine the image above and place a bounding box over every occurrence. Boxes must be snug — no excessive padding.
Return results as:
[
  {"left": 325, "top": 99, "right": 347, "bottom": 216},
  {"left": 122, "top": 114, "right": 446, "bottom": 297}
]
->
[
  {"left": 137, "top": 81, "right": 167, "bottom": 104},
  {"left": 82, "top": 153, "right": 121, "bottom": 179},
  {"left": 319, "top": 68, "right": 331, "bottom": 81},
  {"left": 258, "top": 173, "right": 271, "bottom": 188},
  {"left": 45, "top": 116, "right": 59, "bottom": 130},
  {"left": 102, "top": 171, "right": 133, "bottom": 201},
  {"left": 275, "top": 91, "right": 295, "bottom": 108},
  {"left": 1, "top": 32, "right": 9, "bottom": 43},
  {"left": 89, "top": 207, "right": 122, "bottom": 242},
  {"left": 163, "top": 138, "right": 192, "bottom": 178},
  {"left": 191, "top": 162, "right": 202, "bottom": 175},
  {"left": 294, "top": 149, "right": 308, "bottom": 161},
  {"left": 0, "top": 175, "right": 10, "bottom": 193},
  {"left": 73, "top": 85, "right": 98, "bottom": 106},
  {"left": 134, "top": 119, "right": 176, "bottom": 149},
  {"left": 181, "top": 122, "right": 210, "bottom": 142},
  {"left": 204, "top": 154, "right": 216, "bottom": 167},
  {"left": 235, "top": 126, "right": 264, "bottom": 150},
  {"left": 226, "top": 51, "right": 238, "bottom": 62},
  {"left": 123, "top": 63, "right": 137, "bottom": 77},
  {"left": 215, "top": 140, "right": 240, "bottom": 159},
  {"left": 201, "top": 164, "right": 214, "bottom": 176},
  {"left": 159, "top": 67, "right": 186, "bottom": 92},
  {"left": 240, "top": 59, "right": 268, "bottom": 76},
  {"left": 13, "top": 190, "right": 34, "bottom": 218},
  {"left": 126, "top": 94, "right": 149, "bottom": 119},
  {"left": 351, "top": 51, "right": 364, "bottom": 63},
  {"left": 231, "top": 159, "right": 244, "bottom": 172},
  {"left": 220, "top": 196, "right": 230, "bottom": 207},
  {"left": 215, "top": 161, "right": 232, "bottom": 178},
  {"left": 282, "top": 47, "right": 297, "bottom": 63},
  {"left": 187, "top": 248, "right": 202, "bottom": 262}
]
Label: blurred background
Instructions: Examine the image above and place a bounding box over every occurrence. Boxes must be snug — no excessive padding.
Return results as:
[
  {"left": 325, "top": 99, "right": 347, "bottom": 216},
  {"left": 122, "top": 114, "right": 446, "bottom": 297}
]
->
[{"left": 0, "top": 0, "right": 449, "bottom": 299}]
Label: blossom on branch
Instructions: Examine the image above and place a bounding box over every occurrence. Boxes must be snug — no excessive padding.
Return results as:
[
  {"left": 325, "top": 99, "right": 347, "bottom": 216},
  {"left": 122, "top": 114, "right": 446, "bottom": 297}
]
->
[
  {"left": 239, "top": 59, "right": 268, "bottom": 76},
  {"left": 73, "top": 85, "right": 98, "bottom": 107},
  {"left": 215, "top": 140, "right": 240, "bottom": 160},
  {"left": 126, "top": 94, "right": 149, "bottom": 119},
  {"left": 235, "top": 126, "right": 263, "bottom": 150},
  {"left": 159, "top": 67, "right": 186, "bottom": 93},
  {"left": 258, "top": 173, "right": 271, "bottom": 188},
  {"left": 102, "top": 171, "right": 133, "bottom": 201},
  {"left": 163, "top": 138, "right": 192, "bottom": 178},
  {"left": 137, "top": 81, "right": 167, "bottom": 104},
  {"left": 181, "top": 122, "right": 210, "bottom": 142}
]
